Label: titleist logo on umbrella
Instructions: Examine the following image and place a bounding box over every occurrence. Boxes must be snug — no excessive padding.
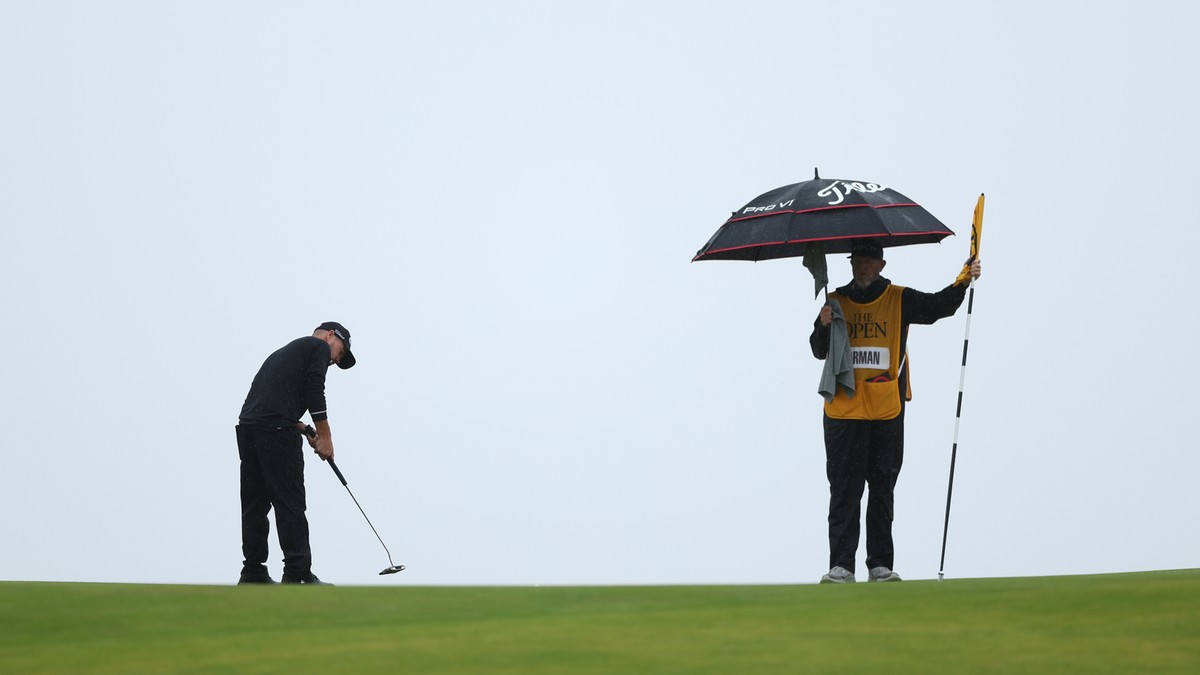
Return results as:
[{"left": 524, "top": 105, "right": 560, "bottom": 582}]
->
[
  {"left": 741, "top": 181, "right": 890, "bottom": 214},
  {"left": 817, "top": 181, "right": 888, "bottom": 206}
]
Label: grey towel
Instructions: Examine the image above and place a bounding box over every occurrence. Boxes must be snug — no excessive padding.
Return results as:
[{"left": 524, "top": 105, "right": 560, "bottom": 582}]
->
[{"left": 818, "top": 299, "right": 856, "bottom": 402}]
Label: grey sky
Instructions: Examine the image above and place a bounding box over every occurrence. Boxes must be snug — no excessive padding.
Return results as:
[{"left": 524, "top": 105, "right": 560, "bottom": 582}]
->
[{"left": 3, "top": 1, "right": 1197, "bottom": 585}]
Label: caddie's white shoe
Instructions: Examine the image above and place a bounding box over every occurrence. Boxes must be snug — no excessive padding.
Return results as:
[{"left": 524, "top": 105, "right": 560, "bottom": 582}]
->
[
  {"left": 820, "top": 566, "right": 856, "bottom": 584},
  {"left": 868, "top": 566, "right": 902, "bottom": 582}
]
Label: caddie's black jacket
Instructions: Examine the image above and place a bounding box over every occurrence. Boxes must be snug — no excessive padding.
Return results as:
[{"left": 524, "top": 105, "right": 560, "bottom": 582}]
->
[
  {"left": 239, "top": 337, "right": 332, "bottom": 428},
  {"left": 810, "top": 277, "right": 967, "bottom": 402}
]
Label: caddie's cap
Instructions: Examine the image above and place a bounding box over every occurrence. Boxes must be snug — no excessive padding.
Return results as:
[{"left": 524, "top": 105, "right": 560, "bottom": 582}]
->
[
  {"left": 316, "top": 321, "right": 356, "bottom": 369},
  {"left": 848, "top": 239, "right": 885, "bottom": 260}
]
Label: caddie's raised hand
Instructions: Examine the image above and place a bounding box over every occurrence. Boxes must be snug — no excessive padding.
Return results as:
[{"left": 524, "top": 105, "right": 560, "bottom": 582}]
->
[
  {"left": 970, "top": 258, "right": 982, "bottom": 279},
  {"left": 819, "top": 304, "right": 833, "bottom": 327}
]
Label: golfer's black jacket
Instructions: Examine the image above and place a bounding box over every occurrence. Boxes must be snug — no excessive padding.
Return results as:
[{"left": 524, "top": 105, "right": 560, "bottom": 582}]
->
[
  {"left": 239, "top": 336, "right": 332, "bottom": 428},
  {"left": 809, "top": 277, "right": 967, "bottom": 404}
]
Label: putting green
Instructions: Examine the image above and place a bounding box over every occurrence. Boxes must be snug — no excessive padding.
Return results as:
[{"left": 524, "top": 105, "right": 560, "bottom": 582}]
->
[{"left": 2, "top": 570, "right": 1196, "bottom": 674}]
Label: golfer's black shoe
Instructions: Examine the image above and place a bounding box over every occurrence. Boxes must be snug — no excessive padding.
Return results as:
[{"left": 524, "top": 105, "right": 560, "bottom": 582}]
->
[
  {"left": 281, "top": 573, "right": 333, "bottom": 586},
  {"left": 237, "top": 573, "right": 277, "bottom": 585}
]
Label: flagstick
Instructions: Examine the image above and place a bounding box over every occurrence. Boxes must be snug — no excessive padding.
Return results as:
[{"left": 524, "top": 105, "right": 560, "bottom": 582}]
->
[{"left": 938, "top": 276, "right": 976, "bottom": 581}]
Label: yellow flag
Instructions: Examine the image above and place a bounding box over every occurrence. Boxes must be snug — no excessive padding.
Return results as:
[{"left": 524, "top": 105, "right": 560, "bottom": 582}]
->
[{"left": 954, "top": 193, "right": 984, "bottom": 286}]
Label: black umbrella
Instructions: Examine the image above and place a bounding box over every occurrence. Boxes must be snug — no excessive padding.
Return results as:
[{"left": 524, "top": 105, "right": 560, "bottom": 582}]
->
[
  {"left": 693, "top": 171, "right": 955, "bottom": 263},
  {"left": 696, "top": 172, "right": 957, "bottom": 299}
]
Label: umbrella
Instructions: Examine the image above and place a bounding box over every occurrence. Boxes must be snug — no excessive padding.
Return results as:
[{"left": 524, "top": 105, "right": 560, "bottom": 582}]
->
[{"left": 693, "top": 170, "right": 956, "bottom": 296}]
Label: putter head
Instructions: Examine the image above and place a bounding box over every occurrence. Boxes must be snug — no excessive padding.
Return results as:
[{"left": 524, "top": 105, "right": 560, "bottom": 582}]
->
[{"left": 379, "top": 565, "right": 405, "bottom": 575}]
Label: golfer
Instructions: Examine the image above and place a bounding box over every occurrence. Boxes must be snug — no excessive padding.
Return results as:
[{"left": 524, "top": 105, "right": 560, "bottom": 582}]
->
[
  {"left": 810, "top": 240, "right": 981, "bottom": 583},
  {"left": 235, "top": 322, "right": 356, "bottom": 585}
]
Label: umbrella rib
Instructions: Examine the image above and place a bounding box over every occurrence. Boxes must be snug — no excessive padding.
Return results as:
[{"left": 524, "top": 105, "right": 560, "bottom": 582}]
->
[{"left": 696, "top": 231, "right": 954, "bottom": 260}]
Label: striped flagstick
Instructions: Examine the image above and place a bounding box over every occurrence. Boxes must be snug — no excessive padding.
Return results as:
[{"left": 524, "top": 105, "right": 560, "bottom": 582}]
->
[{"left": 938, "top": 194, "right": 984, "bottom": 582}]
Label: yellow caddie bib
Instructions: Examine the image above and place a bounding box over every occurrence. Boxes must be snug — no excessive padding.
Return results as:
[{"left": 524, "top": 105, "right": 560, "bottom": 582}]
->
[{"left": 824, "top": 284, "right": 908, "bottom": 420}]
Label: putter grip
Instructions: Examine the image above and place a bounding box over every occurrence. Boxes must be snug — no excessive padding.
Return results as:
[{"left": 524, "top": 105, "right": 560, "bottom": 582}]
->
[
  {"left": 304, "top": 425, "right": 347, "bottom": 485},
  {"left": 328, "top": 459, "right": 348, "bottom": 486}
]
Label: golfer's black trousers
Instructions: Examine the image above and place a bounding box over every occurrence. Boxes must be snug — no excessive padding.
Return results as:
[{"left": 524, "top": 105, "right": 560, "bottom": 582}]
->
[
  {"left": 823, "top": 411, "right": 904, "bottom": 573},
  {"left": 235, "top": 424, "right": 312, "bottom": 579}
]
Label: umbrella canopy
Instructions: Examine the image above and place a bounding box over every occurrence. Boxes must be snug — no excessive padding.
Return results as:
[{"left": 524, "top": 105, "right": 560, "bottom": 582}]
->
[{"left": 692, "top": 175, "right": 955, "bottom": 262}]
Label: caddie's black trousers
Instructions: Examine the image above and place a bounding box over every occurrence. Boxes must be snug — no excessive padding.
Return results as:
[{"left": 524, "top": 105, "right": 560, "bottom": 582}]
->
[
  {"left": 823, "top": 411, "right": 905, "bottom": 573},
  {"left": 235, "top": 424, "right": 312, "bottom": 579}
]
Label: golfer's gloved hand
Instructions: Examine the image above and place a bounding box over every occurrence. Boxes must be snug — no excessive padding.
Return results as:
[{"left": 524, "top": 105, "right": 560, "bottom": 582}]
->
[
  {"left": 302, "top": 423, "right": 334, "bottom": 461},
  {"left": 301, "top": 424, "right": 318, "bottom": 447}
]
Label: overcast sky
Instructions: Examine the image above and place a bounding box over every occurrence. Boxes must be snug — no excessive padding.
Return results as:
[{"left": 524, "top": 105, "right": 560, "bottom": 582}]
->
[{"left": 3, "top": 0, "right": 1197, "bottom": 586}]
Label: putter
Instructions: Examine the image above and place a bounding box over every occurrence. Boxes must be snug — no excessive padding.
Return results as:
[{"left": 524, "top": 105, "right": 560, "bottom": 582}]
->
[{"left": 305, "top": 426, "right": 405, "bottom": 575}]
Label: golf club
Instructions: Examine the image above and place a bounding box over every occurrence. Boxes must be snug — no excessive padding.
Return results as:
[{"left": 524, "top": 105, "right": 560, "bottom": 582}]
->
[{"left": 305, "top": 425, "right": 405, "bottom": 575}]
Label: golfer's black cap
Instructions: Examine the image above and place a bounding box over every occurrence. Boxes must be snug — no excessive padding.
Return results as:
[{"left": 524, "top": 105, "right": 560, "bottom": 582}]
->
[
  {"left": 848, "top": 239, "right": 884, "bottom": 260},
  {"left": 317, "top": 321, "right": 356, "bottom": 369}
]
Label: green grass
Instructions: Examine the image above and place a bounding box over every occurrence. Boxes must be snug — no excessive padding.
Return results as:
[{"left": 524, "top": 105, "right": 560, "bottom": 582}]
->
[{"left": 2, "top": 570, "right": 1197, "bottom": 674}]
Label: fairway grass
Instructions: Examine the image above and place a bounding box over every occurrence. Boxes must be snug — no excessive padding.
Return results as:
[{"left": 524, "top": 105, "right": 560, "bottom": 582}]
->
[{"left": 2, "top": 570, "right": 1197, "bottom": 674}]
